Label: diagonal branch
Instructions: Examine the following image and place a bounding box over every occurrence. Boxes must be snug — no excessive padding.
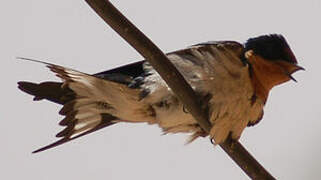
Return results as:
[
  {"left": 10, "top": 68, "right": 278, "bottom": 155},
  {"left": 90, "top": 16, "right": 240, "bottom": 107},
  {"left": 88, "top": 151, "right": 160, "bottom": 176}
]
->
[
  {"left": 84, "top": 0, "right": 211, "bottom": 132},
  {"left": 84, "top": 0, "right": 275, "bottom": 179}
]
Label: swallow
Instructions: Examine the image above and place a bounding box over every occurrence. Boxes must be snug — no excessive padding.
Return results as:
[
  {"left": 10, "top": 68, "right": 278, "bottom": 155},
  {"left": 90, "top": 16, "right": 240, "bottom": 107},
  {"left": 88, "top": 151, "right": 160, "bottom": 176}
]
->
[{"left": 18, "top": 34, "right": 304, "bottom": 153}]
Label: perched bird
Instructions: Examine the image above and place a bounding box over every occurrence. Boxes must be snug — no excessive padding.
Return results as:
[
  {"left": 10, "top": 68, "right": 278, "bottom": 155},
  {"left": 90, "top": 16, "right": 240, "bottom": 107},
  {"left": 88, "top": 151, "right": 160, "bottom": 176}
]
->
[{"left": 18, "top": 34, "right": 303, "bottom": 153}]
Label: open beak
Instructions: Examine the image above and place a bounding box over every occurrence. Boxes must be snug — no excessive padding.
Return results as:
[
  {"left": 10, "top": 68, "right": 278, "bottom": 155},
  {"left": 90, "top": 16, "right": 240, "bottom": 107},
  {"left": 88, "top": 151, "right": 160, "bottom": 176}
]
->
[
  {"left": 287, "top": 65, "right": 305, "bottom": 82},
  {"left": 275, "top": 60, "right": 304, "bottom": 83}
]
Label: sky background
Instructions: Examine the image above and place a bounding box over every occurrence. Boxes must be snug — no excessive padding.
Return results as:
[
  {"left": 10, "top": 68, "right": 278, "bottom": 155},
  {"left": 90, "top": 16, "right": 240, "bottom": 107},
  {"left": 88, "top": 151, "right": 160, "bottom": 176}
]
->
[{"left": 2, "top": 0, "right": 321, "bottom": 179}]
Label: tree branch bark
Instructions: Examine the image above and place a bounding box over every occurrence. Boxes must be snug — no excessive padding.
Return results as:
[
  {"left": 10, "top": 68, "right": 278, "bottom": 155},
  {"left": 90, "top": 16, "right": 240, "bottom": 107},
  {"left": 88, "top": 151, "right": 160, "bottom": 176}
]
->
[{"left": 84, "top": 0, "right": 275, "bottom": 179}]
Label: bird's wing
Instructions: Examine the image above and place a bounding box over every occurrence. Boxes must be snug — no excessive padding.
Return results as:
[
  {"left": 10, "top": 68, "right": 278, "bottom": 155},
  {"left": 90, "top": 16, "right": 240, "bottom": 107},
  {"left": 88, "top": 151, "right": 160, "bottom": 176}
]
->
[
  {"left": 93, "top": 60, "right": 146, "bottom": 86},
  {"left": 192, "top": 41, "right": 263, "bottom": 142},
  {"left": 166, "top": 40, "right": 247, "bottom": 93},
  {"left": 156, "top": 41, "right": 263, "bottom": 143}
]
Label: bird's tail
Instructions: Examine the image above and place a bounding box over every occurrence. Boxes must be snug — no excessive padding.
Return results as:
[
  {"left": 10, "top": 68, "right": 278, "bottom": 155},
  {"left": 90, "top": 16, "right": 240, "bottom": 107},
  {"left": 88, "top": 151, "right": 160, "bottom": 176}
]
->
[
  {"left": 18, "top": 81, "right": 74, "bottom": 105},
  {"left": 18, "top": 58, "right": 152, "bottom": 153}
]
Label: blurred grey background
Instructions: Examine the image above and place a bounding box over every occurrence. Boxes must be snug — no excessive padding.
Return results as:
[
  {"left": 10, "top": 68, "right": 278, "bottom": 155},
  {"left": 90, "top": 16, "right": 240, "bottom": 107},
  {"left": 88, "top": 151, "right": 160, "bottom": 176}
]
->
[{"left": 1, "top": 0, "right": 320, "bottom": 179}]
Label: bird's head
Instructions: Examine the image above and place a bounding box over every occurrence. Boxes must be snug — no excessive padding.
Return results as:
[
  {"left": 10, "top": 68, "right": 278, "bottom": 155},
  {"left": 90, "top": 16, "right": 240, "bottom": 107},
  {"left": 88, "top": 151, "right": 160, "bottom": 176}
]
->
[{"left": 244, "top": 34, "right": 304, "bottom": 90}]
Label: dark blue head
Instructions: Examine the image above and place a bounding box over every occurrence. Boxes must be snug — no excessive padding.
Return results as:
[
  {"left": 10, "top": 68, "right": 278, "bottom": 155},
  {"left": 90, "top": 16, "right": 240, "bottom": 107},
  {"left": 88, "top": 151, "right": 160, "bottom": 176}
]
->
[{"left": 245, "top": 34, "right": 297, "bottom": 64}]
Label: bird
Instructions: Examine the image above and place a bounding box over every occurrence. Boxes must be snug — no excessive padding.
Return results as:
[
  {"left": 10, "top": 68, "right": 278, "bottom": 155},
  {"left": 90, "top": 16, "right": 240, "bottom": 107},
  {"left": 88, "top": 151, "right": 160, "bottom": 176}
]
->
[{"left": 18, "top": 34, "right": 303, "bottom": 153}]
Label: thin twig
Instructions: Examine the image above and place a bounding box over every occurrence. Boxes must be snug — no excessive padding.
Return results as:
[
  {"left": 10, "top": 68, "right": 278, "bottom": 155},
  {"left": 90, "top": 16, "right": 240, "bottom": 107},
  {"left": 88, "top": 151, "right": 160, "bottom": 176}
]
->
[{"left": 84, "top": 0, "right": 275, "bottom": 179}]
